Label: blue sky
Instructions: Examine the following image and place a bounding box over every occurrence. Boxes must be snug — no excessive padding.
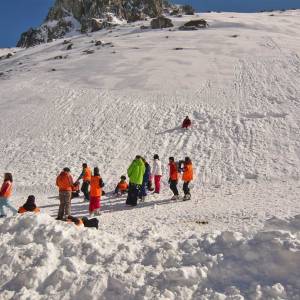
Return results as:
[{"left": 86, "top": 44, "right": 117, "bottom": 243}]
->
[{"left": 1, "top": 0, "right": 300, "bottom": 47}]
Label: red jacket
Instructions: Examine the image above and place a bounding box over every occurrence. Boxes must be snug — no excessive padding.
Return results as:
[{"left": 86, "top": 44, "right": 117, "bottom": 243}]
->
[
  {"left": 0, "top": 181, "right": 12, "bottom": 198},
  {"left": 182, "top": 118, "right": 191, "bottom": 128},
  {"left": 169, "top": 162, "right": 179, "bottom": 181}
]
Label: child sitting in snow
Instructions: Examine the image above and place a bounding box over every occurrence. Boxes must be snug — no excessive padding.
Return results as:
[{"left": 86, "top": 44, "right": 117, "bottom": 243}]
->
[
  {"left": 18, "top": 195, "right": 40, "bottom": 214},
  {"left": 114, "top": 175, "right": 129, "bottom": 195}
]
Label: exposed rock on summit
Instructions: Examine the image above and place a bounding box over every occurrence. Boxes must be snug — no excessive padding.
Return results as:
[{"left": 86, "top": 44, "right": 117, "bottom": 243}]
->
[{"left": 17, "top": 0, "right": 166, "bottom": 48}]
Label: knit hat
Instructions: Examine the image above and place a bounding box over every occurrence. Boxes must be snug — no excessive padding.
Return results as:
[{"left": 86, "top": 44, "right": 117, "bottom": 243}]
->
[
  {"left": 23, "top": 195, "right": 37, "bottom": 212},
  {"left": 94, "top": 167, "right": 100, "bottom": 176}
]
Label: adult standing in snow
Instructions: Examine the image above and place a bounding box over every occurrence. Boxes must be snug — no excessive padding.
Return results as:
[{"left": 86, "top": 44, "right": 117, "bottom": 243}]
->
[
  {"left": 89, "top": 167, "right": 104, "bottom": 217},
  {"left": 152, "top": 154, "right": 162, "bottom": 194},
  {"left": 168, "top": 157, "right": 179, "bottom": 200},
  {"left": 139, "top": 158, "right": 151, "bottom": 202},
  {"left": 182, "top": 157, "right": 193, "bottom": 200},
  {"left": 76, "top": 163, "right": 92, "bottom": 202},
  {"left": 0, "top": 173, "right": 17, "bottom": 217},
  {"left": 182, "top": 116, "right": 191, "bottom": 129},
  {"left": 126, "top": 155, "right": 145, "bottom": 206},
  {"left": 56, "top": 167, "right": 74, "bottom": 220}
]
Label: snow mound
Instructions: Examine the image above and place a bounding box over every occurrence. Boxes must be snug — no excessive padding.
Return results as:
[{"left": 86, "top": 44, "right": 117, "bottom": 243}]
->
[{"left": 0, "top": 214, "right": 299, "bottom": 299}]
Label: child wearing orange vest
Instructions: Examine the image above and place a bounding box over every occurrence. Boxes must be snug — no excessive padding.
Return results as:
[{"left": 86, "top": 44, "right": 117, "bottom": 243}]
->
[
  {"left": 114, "top": 175, "right": 129, "bottom": 195},
  {"left": 168, "top": 157, "right": 179, "bottom": 200},
  {"left": 89, "top": 167, "right": 104, "bottom": 217},
  {"left": 0, "top": 173, "right": 17, "bottom": 217},
  {"left": 18, "top": 195, "right": 40, "bottom": 214},
  {"left": 77, "top": 163, "right": 92, "bottom": 202},
  {"left": 182, "top": 157, "right": 193, "bottom": 200}
]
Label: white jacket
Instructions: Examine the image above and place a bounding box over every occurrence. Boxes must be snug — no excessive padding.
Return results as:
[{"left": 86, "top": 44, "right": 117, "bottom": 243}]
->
[{"left": 152, "top": 159, "right": 162, "bottom": 176}]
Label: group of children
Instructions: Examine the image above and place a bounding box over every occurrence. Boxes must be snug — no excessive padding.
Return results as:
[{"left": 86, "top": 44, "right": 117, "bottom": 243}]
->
[{"left": 0, "top": 154, "right": 194, "bottom": 219}]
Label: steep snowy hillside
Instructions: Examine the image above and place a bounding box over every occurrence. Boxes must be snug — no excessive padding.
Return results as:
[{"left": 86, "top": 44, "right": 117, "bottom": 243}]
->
[{"left": 0, "top": 10, "right": 300, "bottom": 300}]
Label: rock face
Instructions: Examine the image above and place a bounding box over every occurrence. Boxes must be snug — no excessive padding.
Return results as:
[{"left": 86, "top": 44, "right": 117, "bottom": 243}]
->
[
  {"left": 151, "top": 16, "right": 173, "bottom": 29},
  {"left": 17, "top": 0, "right": 166, "bottom": 47}
]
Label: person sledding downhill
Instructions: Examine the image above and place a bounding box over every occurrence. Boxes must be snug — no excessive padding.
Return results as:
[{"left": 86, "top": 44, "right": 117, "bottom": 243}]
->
[
  {"left": 139, "top": 158, "right": 151, "bottom": 202},
  {"left": 89, "top": 167, "right": 104, "bottom": 217},
  {"left": 126, "top": 155, "right": 145, "bottom": 206},
  {"left": 76, "top": 163, "right": 92, "bottom": 202},
  {"left": 168, "top": 157, "right": 179, "bottom": 200},
  {"left": 182, "top": 116, "right": 191, "bottom": 129},
  {"left": 18, "top": 195, "right": 40, "bottom": 214},
  {"left": 56, "top": 167, "right": 74, "bottom": 220},
  {"left": 0, "top": 173, "right": 17, "bottom": 217},
  {"left": 182, "top": 157, "right": 194, "bottom": 200},
  {"left": 114, "top": 175, "right": 129, "bottom": 195}
]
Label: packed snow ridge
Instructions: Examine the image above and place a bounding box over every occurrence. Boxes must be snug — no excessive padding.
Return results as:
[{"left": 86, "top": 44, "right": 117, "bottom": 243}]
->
[
  {"left": 0, "top": 10, "right": 300, "bottom": 300},
  {"left": 0, "top": 214, "right": 300, "bottom": 299}
]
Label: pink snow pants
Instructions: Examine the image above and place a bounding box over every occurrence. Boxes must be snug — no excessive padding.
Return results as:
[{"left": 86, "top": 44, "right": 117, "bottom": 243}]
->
[{"left": 154, "top": 175, "right": 161, "bottom": 193}]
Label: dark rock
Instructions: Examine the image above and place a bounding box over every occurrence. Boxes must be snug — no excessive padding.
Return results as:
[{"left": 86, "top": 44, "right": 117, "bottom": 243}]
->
[
  {"left": 53, "top": 55, "right": 63, "bottom": 59},
  {"left": 66, "top": 43, "right": 73, "bottom": 50},
  {"left": 140, "top": 25, "right": 149, "bottom": 30},
  {"left": 230, "top": 34, "right": 239, "bottom": 38},
  {"left": 103, "top": 42, "right": 113, "bottom": 47},
  {"left": 179, "top": 25, "right": 198, "bottom": 31},
  {"left": 169, "top": 4, "right": 195, "bottom": 16},
  {"left": 151, "top": 16, "right": 174, "bottom": 29},
  {"left": 83, "top": 49, "right": 94, "bottom": 54},
  {"left": 181, "top": 4, "right": 195, "bottom": 15},
  {"left": 183, "top": 19, "right": 208, "bottom": 28},
  {"left": 51, "top": 68, "right": 56, "bottom": 71},
  {"left": 0, "top": 72, "right": 4, "bottom": 76},
  {"left": 63, "top": 39, "right": 72, "bottom": 44},
  {"left": 91, "top": 18, "right": 103, "bottom": 32},
  {"left": 6, "top": 53, "right": 13, "bottom": 59},
  {"left": 174, "top": 47, "right": 183, "bottom": 50},
  {"left": 95, "top": 40, "right": 102, "bottom": 46}
]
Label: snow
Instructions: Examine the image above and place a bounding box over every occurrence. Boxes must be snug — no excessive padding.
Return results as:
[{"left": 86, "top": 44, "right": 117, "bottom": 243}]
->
[
  {"left": 0, "top": 10, "right": 300, "bottom": 298},
  {"left": 0, "top": 213, "right": 299, "bottom": 299}
]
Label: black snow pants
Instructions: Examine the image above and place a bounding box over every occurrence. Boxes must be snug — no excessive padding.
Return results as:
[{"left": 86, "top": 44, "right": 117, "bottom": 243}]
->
[
  {"left": 81, "top": 181, "right": 90, "bottom": 201},
  {"left": 169, "top": 180, "right": 179, "bottom": 196},
  {"left": 126, "top": 183, "right": 139, "bottom": 206},
  {"left": 183, "top": 181, "right": 191, "bottom": 196}
]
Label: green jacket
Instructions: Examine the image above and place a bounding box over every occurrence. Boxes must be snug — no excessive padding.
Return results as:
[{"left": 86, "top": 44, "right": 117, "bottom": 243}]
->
[{"left": 127, "top": 159, "right": 145, "bottom": 185}]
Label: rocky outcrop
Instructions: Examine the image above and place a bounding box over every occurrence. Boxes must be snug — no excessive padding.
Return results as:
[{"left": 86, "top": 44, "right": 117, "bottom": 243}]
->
[
  {"left": 169, "top": 4, "right": 195, "bottom": 16},
  {"left": 17, "top": 0, "right": 167, "bottom": 48},
  {"left": 151, "top": 16, "right": 173, "bottom": 29},
  {"left": 179, "top": 19, "right": 208, "bottom": 31}
]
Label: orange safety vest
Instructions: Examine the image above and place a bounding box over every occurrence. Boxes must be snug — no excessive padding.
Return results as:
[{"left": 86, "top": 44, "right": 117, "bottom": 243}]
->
[
  {"left": 118, "top": 181, "right": 128, "bottom": 191},
  {"left": 90, "top": 175, "right": 102, "bottom": 197},
  {"left": 169, "top": 162, "right": 179, "bottom": 181},
  {"left": 1, "top": 181, "right": 12, "bottom": 198},
  {"left": 56, "top": 172, "right": 73, "bottom": 191},
  {"left": 18, "top": 207, "right": 40, "bottom": 214},
  {"left": 182, "top": 162, "right": 193, "bottom": 182},
  {"left": 83, "top": 167, "right": 92, "bottom": 182}
]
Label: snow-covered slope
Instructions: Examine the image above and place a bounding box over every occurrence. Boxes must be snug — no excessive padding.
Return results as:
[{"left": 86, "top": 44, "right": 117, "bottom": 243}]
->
[{"left": 0, "top": 10, "right": 300, "bottom": 299}]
